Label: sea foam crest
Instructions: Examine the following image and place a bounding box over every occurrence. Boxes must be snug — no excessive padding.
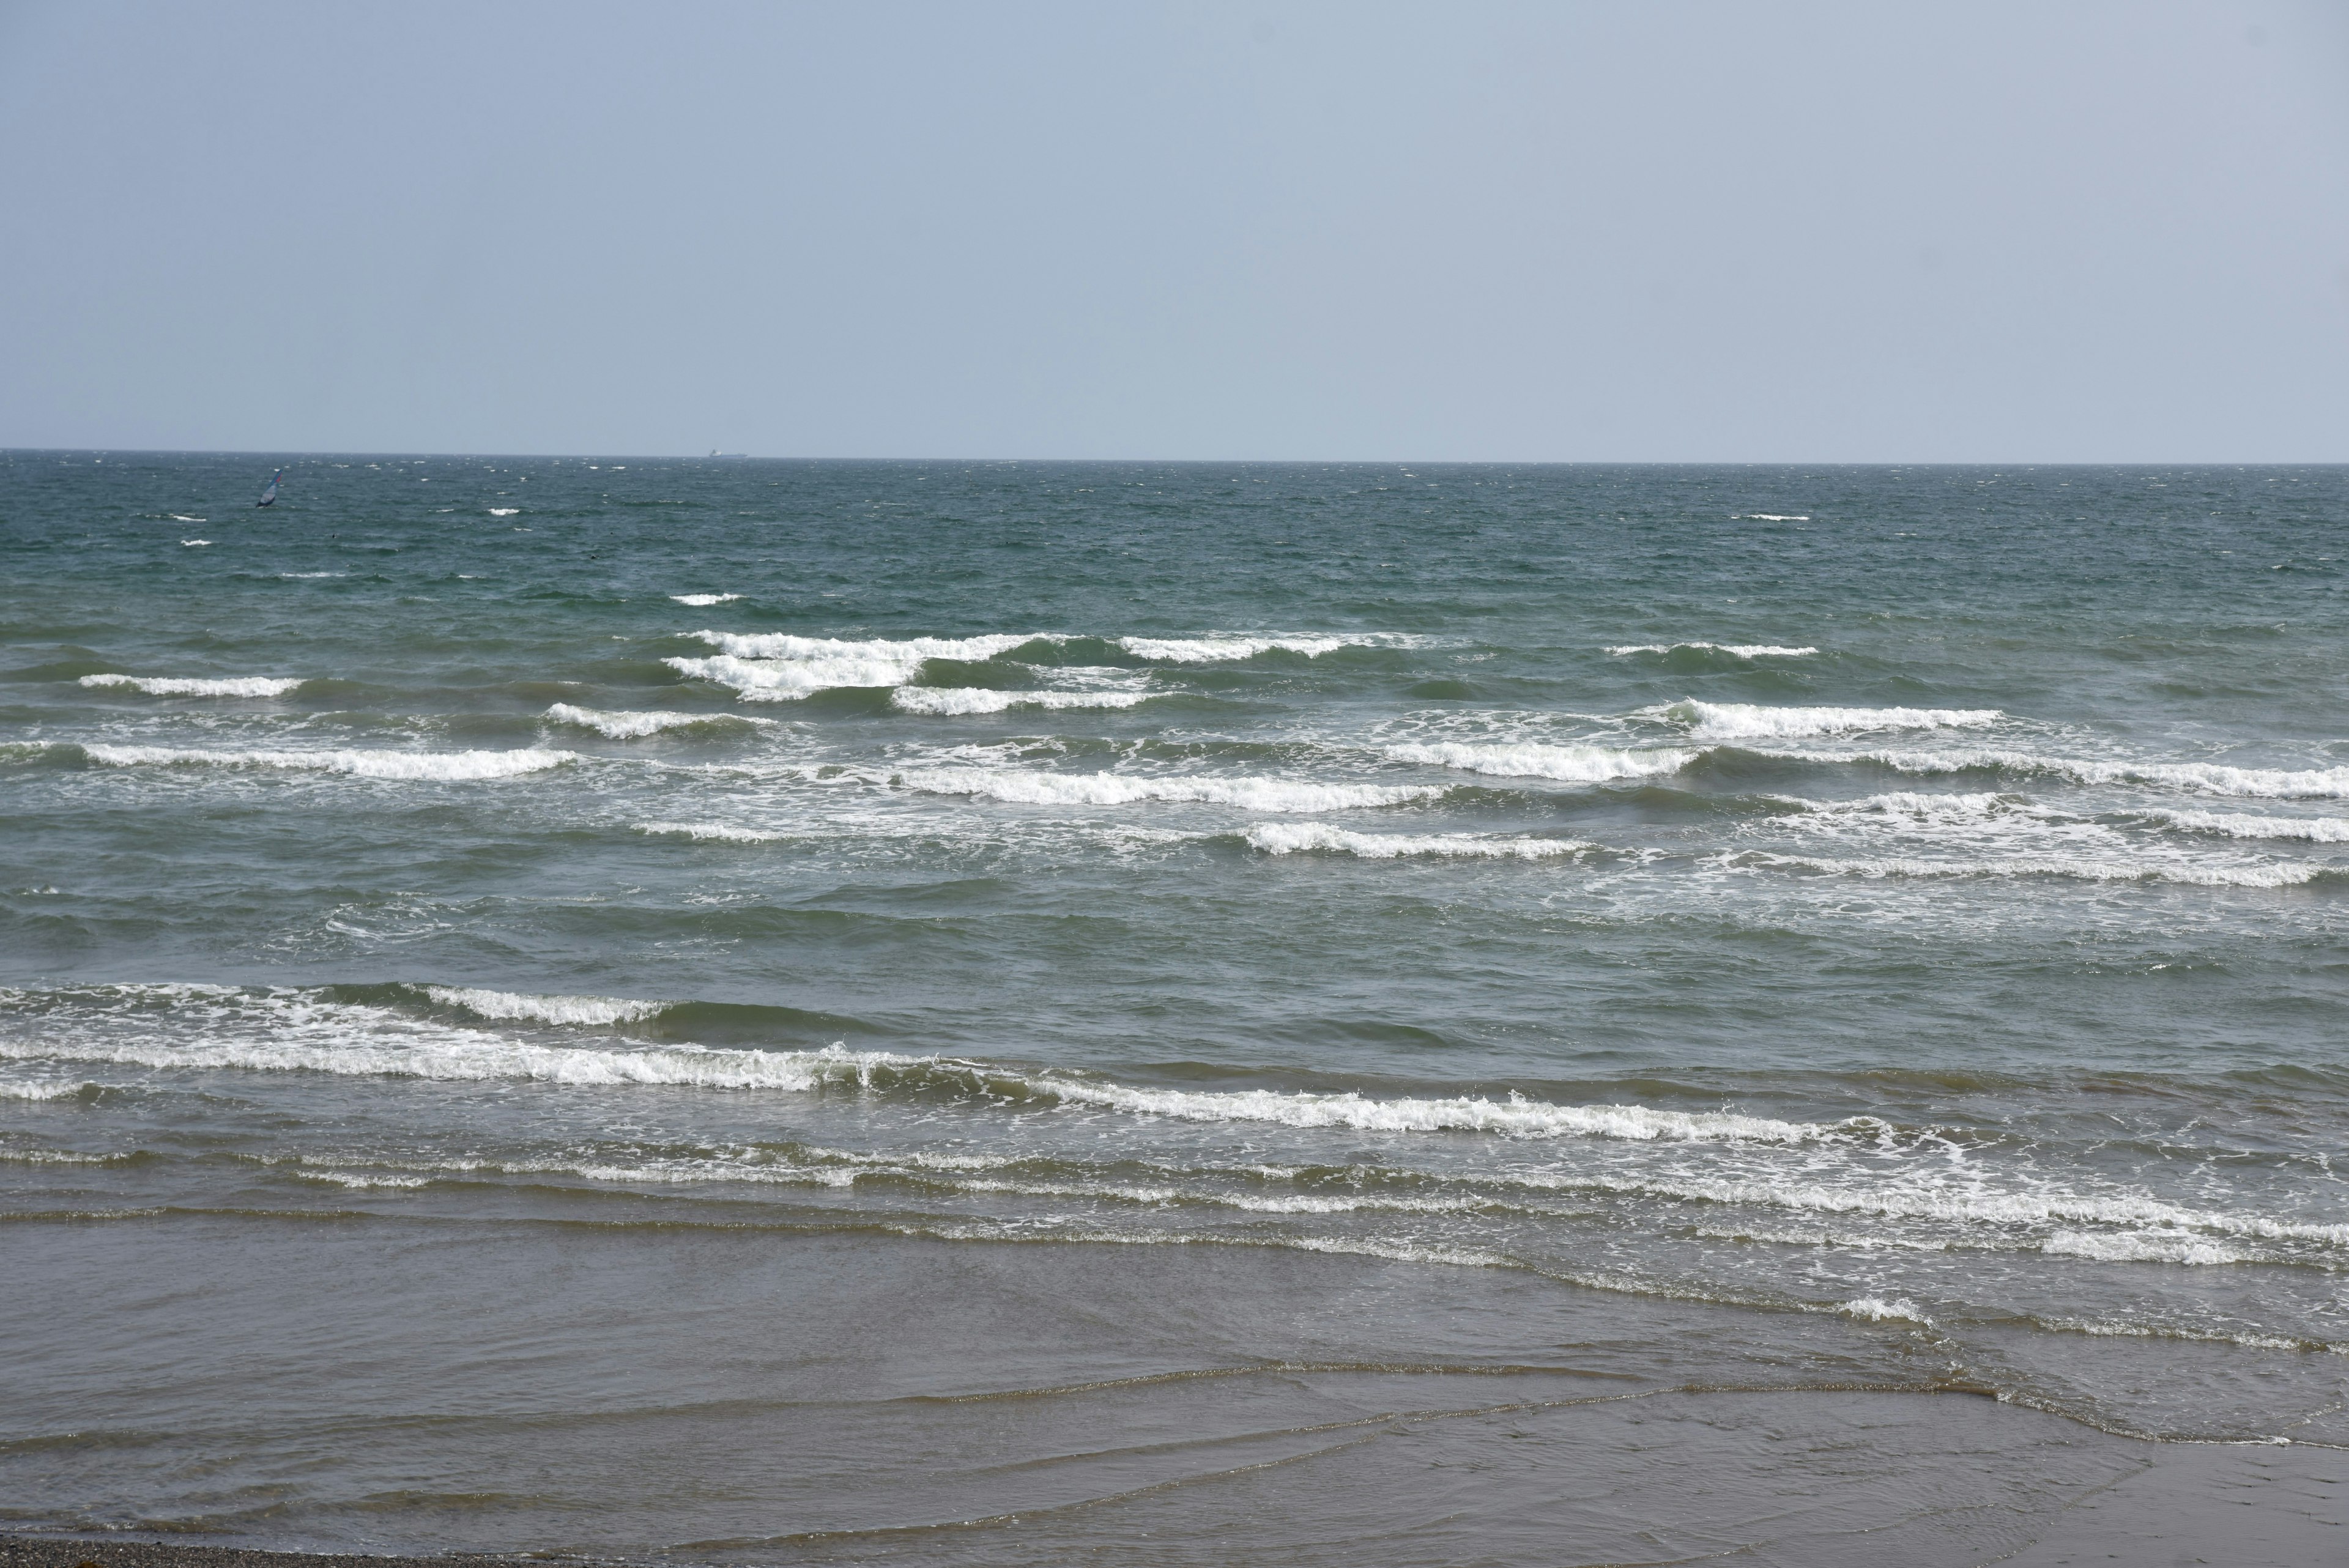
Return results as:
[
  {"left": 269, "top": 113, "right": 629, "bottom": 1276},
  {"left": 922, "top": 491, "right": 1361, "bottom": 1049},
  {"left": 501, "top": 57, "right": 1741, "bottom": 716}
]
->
[
  {"left": 1726, "top": 850, "right": 2318, "bottom": 888},
  {"left": 636, "top": 822, "right": 790, "bottom": 842},
  {"left": 1245, "top": 823, "right": 1589, "bottom": 860},
  {"left": 543, "top": 703, "right": 766, "bottom": 739},
  {"left": 80, "top": 744, "right": 576, "bottom": 781},
  {"left": 420, "top": 986, "right": 664, "bottom": 1027},
  {"left": 669, "top": 631, "right": 1041, "bottom": 700},
  {"left": 80, "top": 674, "right": 303, "bottom": 697},
  {"left": 2043, "top": 1228, "right": 2242, "bottom": 1266},
  {"left": 1831, "top": 749, "right": 2349, "bottom": 799},
  {"left": 1665, "top": 700, "right": 2000, "bottom": 740},
  {"left": 1386, "top": 740, "right": 1693, "bottom": 782},
  {"left": 890, "top": 688, "right": 1153, "bottom": 715},
  {"left": 1047, "top": 1079, "right": 1825, "bottom": 1143},
  {"left": 1607, "top": 642, "right": 1817, "bottom": 658},
  {"left": 0, "top": 1030, "right": 911, "bottom": 1092},
  {"left": 1841, "top": 1296, "right": 1932, "bottom": 1325},
  {"left": 670, "top": 593, "right": 741, "bottom": 606},
  {"left": 1118, "top": 634, "right": 1414, "bottom": 663},
  {"left": 2139, "top": 808, "right": 2349, "bottom": 841},
  {"left": 891, "top": 767, "right": 1438, "bottom": 812}
]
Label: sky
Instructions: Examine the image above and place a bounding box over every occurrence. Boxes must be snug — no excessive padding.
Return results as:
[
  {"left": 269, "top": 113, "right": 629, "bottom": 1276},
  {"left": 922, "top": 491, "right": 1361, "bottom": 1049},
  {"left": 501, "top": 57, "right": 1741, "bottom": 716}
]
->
[{"left": 2, "top": 1, "right": 2345, "bottom": 461}]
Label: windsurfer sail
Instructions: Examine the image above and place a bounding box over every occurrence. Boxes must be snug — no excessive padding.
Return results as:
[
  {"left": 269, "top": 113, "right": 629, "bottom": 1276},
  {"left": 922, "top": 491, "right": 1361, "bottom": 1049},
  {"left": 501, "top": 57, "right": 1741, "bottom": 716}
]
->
[{"left": 256, "top": 469, "right": 283, "bottom": 508}]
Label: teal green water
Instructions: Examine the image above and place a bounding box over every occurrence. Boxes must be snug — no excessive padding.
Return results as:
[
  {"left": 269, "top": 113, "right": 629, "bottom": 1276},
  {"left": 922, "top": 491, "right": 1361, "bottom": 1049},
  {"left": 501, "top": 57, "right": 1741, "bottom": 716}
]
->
[{"left": 2, "top": 455, "right": 2344, "bottom": 1559}]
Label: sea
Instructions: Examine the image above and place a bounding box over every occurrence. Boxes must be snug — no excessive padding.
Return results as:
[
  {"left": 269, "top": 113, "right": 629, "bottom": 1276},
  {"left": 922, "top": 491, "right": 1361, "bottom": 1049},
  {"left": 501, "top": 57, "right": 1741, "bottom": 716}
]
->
[{"left": 2, "top": 455, "right": 2344, "bottom": 1564}]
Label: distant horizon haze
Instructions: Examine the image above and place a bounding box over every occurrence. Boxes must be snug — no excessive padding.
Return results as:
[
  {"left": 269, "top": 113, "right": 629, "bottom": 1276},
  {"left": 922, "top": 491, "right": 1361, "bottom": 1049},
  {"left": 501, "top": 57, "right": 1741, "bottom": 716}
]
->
[{"left": 4, "top": 0, "right": 2346, "bottom": 463}]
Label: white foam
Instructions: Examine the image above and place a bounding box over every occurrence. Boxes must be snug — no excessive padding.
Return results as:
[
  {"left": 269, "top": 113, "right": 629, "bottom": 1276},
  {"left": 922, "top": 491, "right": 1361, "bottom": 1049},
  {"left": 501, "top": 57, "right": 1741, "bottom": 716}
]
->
[
  {"left": 421, "top": 986, "right": 663, "bottom": 1027},
  {"left": 1830, "top": 748, "right": 2349, "bottom": 799},
  {"left": 80, "top": 745, "right": 576, "bottom": 781},
  {"left": 891, "top": 767, "right": 1439, "bottom": 812},
  {"left": 1734, "top": 513, "right": 1810, "bottom": 521},
  {"left": 669, "top": 630, "right": 1043, "bottom": 700},
  {"left": 168, "top": 514, "right": 206, "bottom": 523},
  {"left": 1606, "top": 643, "right": 1818, "bottom": 658},
  {"left": 1727, "top": 850, "right": 2318, "bottom": 888},
  {"left": 889, "top": 687, "right": 1152, "bottom": 715},
  {"left": 1386, "top": 740, "right": 1693, "bottom": 782},
  {"left": 1118, "top": 634, "right": 1412, "bottom": 663},
  {"left": 1050, "top": 1080, "right": 1825, "bottom": 1144},
  {"left": 0, "top": 1029, "right": 917, "bottom": 1093},
  {"left": 80, "top": 674, "right": 303, "bottom": 697},
  {"left": 1841, "top": 1296, "right": 1931, "bottom": 1325},
  {"left": 670, "top": 593, "right": 741, "bottom": 606},
  {"left": 2043, "top": 1229, "right": 2242, "bottom": 1266},
  {"left": 180, "top": 539, "right": 212, "bottom": 547},
  {"left": 0, "top": 1080, "right": 86, "bottom": 1101},
  {"left": 278, "top": 571, "right": 343, "bottom": 579},
  {"left": 2139, "top": 809, "right": 2349, "bottom": 842},
  {"left": 488, "top": 508, "right": 520, "bottom": 517},
  {"left": 1537, "top": 1167, "right": 2349, "bottom": 1249},
  {"left": 543, "top": 703, "right": 765, "bottom": 739},
  {"left": 1245, "top": 823, "right": 1589, "bottom": 860},
  {"left": 636, "top": 822, "right": 790, "bottom": 843},
  {"left": 1665, "top": 700, "right": 2001, "bottom": 740}
]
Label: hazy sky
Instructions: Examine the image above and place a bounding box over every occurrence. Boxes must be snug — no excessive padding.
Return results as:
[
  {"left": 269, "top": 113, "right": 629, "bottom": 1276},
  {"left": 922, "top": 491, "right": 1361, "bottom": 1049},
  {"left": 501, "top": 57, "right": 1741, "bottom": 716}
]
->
[{"left": 4, "top": 1, "right": 2345, "bottom": 460}]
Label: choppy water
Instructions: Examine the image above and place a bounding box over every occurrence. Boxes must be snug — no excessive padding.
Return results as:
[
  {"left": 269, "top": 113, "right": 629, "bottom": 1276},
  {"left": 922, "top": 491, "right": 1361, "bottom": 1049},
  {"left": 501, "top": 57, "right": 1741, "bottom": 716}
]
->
[{"left": 3, "top": 455, "right": 2345, "bottom": 1560}]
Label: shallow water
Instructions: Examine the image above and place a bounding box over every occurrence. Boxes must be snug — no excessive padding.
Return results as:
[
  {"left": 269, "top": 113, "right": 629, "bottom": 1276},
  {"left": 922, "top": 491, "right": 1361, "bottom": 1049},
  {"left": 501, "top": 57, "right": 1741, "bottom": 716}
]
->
[{"left": 2, "top": 456, "right": 2345, "bottom": 1558}]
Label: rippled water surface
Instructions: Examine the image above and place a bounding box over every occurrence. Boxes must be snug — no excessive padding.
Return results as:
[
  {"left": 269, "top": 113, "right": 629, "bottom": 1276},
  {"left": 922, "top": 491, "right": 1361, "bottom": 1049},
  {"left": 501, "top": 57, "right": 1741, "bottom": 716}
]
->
[{"left": 2, "top": 456, "right": 2345, "bottom": 1559}]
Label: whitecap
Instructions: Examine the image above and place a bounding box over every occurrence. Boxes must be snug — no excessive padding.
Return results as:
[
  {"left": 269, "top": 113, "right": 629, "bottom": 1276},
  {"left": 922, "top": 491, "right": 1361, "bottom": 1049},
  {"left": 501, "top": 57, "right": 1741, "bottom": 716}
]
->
[
  {"left": 636, "top": 822, "right": 790, "bottom": 843},
  {"left": 80, "top": 745, "right": 576, "bottom": 781},
  {"left": 889, "top": 767, "right": 1438, "bottom": 812},
  {"left": 1385, "top": 740, "right": 1693, "bottom": 782},
  {"left": 80, "top": 674, "right": 303, "bottom": 698},
  {"left": 1118, "top": 633, "right": 1417, "bottom": 663},
  {"left": 1245, "top": 823, "right": 1589, "bottom": 860},
  {"left": 1841, "top": 1296, "right": 1931, "bottom": 1325},
  {"left": 543, "top": 703, "right": 766, "bottom": 739},
  {"left": 488, "top": 507, "right": 520, "bottom": 517},
  {"left": 2137, "top": 808, "right": 2349, "bottom": 842},
  {"left": 889, "top": 687, "right": 1152, "bottom": 715},
  {"left": 670, "top": 593, "right": 741, "bottom": 606},
  {"left": 1723, "top": 850, "right": 2317, "bottom": 888},
  {"left": 2043, "top": 1229, "right": 2242, "bottom": 1266},
  {"left": 180, "top": 539, "right": 212, "bottom": 548},
  {"left": 1664, "top": 700, "right": 2000, "bottom": 740},
  {"left": 1824, "top": 748, "right": 2349, "bottom": 799},
  {"left": 421, "top": 986, "right": 663, "bottom": 1027},
  {"left": 1606, "top": 642, "right": 1817, "bottom": 658}
]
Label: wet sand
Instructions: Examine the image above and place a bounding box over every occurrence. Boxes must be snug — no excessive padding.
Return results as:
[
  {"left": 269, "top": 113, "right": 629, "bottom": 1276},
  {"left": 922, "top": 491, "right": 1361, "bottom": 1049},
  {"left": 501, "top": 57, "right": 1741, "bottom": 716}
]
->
[{"left": 3, "top": 1411, "right": 2336, "bottom": 1567}]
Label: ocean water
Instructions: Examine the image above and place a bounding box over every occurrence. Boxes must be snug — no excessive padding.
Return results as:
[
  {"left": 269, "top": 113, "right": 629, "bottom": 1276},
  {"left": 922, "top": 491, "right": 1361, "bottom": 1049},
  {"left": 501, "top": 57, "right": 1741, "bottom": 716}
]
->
[{"left": 2, "top": 455, "right": 2345, "bottom": 1562}]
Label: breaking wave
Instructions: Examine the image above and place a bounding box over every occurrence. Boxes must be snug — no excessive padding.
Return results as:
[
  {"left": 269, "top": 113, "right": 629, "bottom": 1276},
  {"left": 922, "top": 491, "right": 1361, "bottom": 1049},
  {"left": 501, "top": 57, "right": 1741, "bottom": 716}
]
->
[
  {"left": 636, "top": 822, "right": 790, "bottom": 843},
  {"left": 670, "top": 593, "right": 741, "bottom": 606},
  {"left": 889, "top": 687, "right": 1153, "bottom": 715},
  {"left": 1606, "top": 642, "right": 1817, "bottom": 658},
  {"left": 80, "top": 674, "right": 303, "bottom": 697},
  {"left": 1245, "top": 823, "right": 1589, "bottom": 860},
  {"left": 543, "top": 703, "right": 768, "bottom": 738},
  {"left": 1820, "top": 748, "right": 2349, "bottom": 799},
  {"left": 420, "top": 986, "right": 665, "bottom": 1027},
  {"left": 1386, "top": 740, "right": 1693, "bottom": 782},
  {"left": 2137, "top": 808, "right": 2349, "bottom": 842},
  {"left": 78, "top": 745, "right": 576, "bottom": 781},
  {"left": 1118, "top": 634, "right": 1418, "bottom": 663},
  {"left": 889, "top": 768, "right": 1439, "bottom": 812},
  {"left": 1664, "top": 701, "right": 2001, "bottom": 740}
]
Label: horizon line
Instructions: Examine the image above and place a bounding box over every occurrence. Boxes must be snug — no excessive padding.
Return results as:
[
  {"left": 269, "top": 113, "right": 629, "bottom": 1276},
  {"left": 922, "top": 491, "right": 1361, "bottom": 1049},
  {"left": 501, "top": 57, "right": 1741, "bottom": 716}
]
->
[{"left": 8, "top": 448, "right": 2349, "bottom": 468}]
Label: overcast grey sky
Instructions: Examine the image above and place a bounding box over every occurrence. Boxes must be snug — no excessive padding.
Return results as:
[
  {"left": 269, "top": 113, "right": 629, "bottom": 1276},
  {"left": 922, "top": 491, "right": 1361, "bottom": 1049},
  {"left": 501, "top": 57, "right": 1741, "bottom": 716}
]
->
[{"left": 3, "top": 1, "right": 2345, "bottom": 460}]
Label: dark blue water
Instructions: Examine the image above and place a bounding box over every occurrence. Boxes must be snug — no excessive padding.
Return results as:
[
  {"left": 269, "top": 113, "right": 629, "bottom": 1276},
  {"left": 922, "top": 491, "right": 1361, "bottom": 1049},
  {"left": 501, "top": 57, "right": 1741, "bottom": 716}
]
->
[{"left": 3, "top": 455, "right": 2344, "bottom": 1561}]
